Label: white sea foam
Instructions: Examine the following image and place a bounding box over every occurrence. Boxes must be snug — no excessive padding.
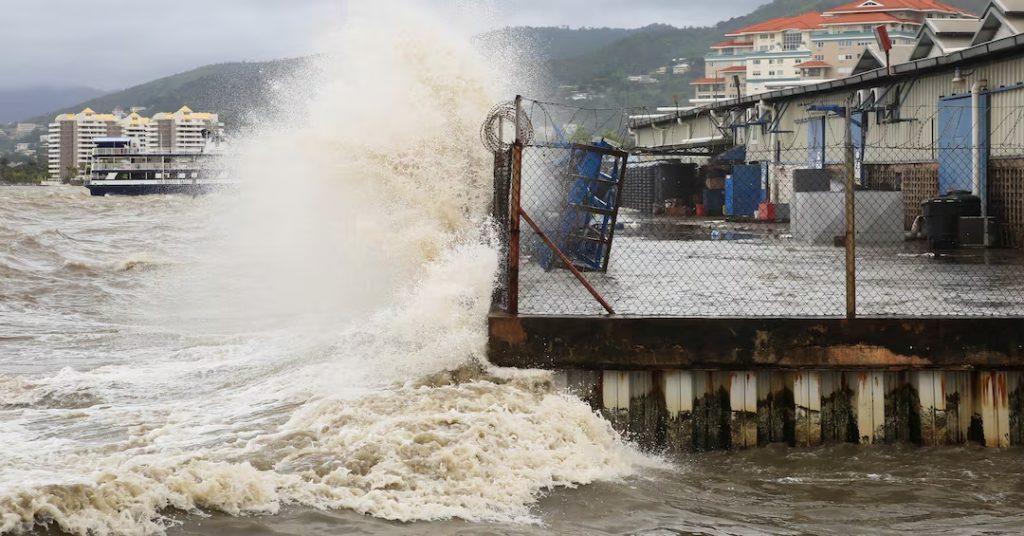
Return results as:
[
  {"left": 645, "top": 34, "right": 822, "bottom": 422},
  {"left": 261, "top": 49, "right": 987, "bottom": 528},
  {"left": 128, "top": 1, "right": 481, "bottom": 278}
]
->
[{"left": 0, "top": 4, "right": 649, "bottom": 535}]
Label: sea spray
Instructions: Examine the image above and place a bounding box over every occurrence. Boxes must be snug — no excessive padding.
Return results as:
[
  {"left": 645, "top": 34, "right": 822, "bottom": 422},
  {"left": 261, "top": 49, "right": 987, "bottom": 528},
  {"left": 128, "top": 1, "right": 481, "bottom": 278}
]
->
[{"left": 0, "top": 5, "right": 652, "bottom": 536}]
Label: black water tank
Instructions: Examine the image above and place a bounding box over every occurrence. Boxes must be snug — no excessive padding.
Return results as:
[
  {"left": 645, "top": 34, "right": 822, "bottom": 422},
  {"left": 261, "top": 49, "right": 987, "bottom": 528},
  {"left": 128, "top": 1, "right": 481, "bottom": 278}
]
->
[{"left": 922, "top": 191, "right": 981, "bottom": 249}]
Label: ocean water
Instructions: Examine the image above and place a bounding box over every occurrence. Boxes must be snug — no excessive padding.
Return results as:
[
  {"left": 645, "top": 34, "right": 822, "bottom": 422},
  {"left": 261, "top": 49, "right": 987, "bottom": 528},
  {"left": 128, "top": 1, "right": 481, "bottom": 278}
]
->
[{"left": 3, "top": 6, "right": 1024, "bottom": 536}]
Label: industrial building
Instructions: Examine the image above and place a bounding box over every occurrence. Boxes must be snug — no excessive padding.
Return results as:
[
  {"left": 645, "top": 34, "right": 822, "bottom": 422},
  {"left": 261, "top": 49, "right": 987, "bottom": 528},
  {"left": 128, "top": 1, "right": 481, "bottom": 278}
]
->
[{"left": 631, "top": 2, "right": 1024, "bottom": 248}]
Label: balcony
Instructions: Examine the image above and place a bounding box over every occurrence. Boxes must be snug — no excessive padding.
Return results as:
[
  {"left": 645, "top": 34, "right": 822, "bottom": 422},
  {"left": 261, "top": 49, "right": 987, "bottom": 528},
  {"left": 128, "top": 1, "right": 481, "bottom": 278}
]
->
[
  {"left": 91, "top": 162, "right": 206, "bottom": 172},
  {"left": 810, "top": 30, "right": 917, "bottom": 40}
]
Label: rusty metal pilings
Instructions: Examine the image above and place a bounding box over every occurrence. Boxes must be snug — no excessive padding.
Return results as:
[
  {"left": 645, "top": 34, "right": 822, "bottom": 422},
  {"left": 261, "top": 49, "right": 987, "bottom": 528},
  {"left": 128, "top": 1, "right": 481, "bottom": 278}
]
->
[{"left": 543, "top": 367, "right": 1024, "bottom": 450}]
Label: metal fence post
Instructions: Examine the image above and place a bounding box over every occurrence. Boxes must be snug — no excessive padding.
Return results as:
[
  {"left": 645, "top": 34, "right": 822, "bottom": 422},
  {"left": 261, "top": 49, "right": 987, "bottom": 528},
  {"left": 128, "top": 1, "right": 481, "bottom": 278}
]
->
[
  {"left": 845, "top": 101, "right": 857, "bottom": 320},
  {"left": 508, "top": 95, "right": 523, "bottom": 315}
]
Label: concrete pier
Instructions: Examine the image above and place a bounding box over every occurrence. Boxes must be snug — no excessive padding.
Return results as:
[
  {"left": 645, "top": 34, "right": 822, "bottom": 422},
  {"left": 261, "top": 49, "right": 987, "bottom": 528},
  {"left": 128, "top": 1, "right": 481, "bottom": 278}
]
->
[{"left": 493, "top": 313, "right": 1024, "bottom": 449}]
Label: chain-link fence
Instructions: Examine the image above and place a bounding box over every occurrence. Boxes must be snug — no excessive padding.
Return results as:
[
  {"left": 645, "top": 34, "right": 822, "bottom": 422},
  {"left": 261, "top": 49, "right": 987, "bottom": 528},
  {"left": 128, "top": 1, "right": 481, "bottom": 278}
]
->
[{"left": 489, "top": 96, "right": 1024, "bottom": 317}]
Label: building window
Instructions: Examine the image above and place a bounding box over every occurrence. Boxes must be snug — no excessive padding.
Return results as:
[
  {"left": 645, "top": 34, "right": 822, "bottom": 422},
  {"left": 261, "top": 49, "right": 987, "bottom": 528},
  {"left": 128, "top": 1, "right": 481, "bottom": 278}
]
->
[
  {"left": 768, "top": 70, "right": 776, "bottom": 76},
  {"left": 814, "top": 54, "right": 825, "bottom": 61},
  {"left": 840, "top": 40, "right": 853, "bottom": 47},
  {"left": 753, "top": 59, "right": 761, "bottom": 64},
  {"left": 783, "top": 31, "right": 803, "bottom": 51},
  {"left": 759, "top": 33, "right": 771, "bottom": 39},
  {"left": 752, "top": 71, "right": 762, "bottom": 76},
  {"left": 817, "top": 42, "right": 825, "bottom": 48}
]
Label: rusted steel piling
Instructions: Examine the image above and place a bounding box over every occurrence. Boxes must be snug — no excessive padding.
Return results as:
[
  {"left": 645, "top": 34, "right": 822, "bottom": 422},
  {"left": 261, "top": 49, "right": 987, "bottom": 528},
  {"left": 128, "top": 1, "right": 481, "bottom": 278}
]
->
[{"left": 551, "top": 368, "right": 1024, "bottom": 451}]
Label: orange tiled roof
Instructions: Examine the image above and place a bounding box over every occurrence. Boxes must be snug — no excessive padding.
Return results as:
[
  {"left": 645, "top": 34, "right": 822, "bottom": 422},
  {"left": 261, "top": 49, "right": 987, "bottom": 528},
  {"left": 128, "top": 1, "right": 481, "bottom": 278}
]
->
[
  {"left": 726, "top": 12, "right": 827, "bottom": 36},
  {"left": 824, "top": 0, "right": 973, "bottom": 16},
  {"left": 710, "top": 39, "right": 755, "bottom": 48},
  {"left": 795, "top": 60, "right": 833, "bottom": 68},
  {"left": 819, "top": 12, "right": 919, "bottom": 24},
  {"left": 690, "top": 77, "right": 727, "bottom": 85}
]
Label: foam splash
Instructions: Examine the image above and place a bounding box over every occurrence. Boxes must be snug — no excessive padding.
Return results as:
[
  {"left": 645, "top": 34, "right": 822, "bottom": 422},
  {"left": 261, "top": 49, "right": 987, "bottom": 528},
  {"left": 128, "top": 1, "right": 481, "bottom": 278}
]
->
[
  {"left": 0, "top": 372, "right": 647, "bottom": 535},
  {"left": 0, "top": 4, "right": 650, "bottom": 535}
]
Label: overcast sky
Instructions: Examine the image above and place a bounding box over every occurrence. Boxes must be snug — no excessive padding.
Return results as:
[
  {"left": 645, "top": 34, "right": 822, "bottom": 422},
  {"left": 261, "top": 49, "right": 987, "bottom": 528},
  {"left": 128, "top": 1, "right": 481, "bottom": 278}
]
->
[{"left": 6, "top": 0, "right": 766, "bottom": 90}]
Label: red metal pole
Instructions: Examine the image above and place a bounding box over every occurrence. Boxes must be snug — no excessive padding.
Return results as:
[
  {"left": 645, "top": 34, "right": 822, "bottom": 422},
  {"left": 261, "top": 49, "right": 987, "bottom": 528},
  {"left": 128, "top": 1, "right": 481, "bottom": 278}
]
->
[
  {"left": 520, "top": 208, "right": 615, "bottom": 315},
  {"left": 508, "top": 141, "right": 522, "bottom": 315}
]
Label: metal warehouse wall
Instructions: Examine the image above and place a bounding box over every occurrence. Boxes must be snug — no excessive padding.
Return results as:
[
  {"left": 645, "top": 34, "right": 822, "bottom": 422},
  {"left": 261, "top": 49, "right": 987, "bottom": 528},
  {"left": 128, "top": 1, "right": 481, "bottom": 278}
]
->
[{"left": 634, "top": 51, "right": 1024, "bottom": 165}]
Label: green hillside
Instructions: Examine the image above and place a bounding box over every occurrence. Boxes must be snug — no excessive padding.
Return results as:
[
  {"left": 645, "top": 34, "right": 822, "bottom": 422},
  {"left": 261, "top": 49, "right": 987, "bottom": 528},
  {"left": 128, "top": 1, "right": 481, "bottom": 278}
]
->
[
  {"left": 475, "top": 26, "right": 640, "bottom": 61},
  {"left": 27, "top": 58, "right": 314, "bottom": 129}
]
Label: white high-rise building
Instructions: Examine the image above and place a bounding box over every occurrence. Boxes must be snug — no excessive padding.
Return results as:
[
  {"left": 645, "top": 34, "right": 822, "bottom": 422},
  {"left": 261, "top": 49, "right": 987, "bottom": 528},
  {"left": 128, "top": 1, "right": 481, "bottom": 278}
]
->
[
  {"left": 122, "top": 112, "right": 151, "bottom": 151},
  {"left": 146, "top": 106, "right": 223, "bottom": 153},
  {"left": 47, "top": 108, "right": 119, "bottom": 182}
]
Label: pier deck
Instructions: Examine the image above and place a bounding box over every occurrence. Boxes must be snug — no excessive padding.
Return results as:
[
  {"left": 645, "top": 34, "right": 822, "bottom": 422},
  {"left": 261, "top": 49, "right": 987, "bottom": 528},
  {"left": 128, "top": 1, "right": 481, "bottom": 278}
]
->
[{"left": 486, "top": 110, "right": 1024, "bottom": 449}]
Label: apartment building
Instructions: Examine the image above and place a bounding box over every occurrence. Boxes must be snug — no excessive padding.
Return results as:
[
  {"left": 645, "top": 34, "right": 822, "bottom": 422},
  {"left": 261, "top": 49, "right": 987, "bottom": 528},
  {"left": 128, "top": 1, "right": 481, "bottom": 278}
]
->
[
  {"left": 47, "top": 108, "right": 120, "bottom": 181},
  {"left": 47, "top": 106, "right": 223, "bottom": 182},
  {"left": 694, "top": 0, "right": 974, "bottom": 104},
  {"left": 147, "top": 106, "right": 221, "bottom": 153},
  {"left": 121, "top": 112, "right": 151, "bottom": 151}
]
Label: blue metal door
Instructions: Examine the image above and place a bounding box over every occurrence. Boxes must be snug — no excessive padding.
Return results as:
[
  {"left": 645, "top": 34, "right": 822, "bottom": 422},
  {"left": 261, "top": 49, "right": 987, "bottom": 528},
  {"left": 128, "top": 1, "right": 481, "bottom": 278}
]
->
[
  {"left": 938, "top": 94, "right": 988, "bottom": 195},
  {"left": 726, "top": 164, "right": 764, "bottom": 217}
]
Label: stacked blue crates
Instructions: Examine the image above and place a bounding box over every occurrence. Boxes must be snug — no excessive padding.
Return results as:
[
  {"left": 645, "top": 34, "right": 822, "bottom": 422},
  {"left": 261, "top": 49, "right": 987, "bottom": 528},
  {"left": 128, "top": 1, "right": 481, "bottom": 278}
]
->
[{"left": 539, "top": 141, "right": 620, "bottom": 272}]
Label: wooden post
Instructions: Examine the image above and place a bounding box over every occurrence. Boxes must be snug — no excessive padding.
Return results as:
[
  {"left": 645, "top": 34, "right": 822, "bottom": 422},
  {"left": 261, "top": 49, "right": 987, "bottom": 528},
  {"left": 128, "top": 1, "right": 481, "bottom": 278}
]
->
[{"left": 508, "top": 95, "right": 523, "bottom": 314}]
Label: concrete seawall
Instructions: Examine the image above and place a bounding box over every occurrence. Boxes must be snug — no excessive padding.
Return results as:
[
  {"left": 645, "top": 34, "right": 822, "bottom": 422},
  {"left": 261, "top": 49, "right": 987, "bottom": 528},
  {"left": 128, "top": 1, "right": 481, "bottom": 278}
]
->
[{"left": 490, "top": 313, "right": 1024, "bottom": 449}]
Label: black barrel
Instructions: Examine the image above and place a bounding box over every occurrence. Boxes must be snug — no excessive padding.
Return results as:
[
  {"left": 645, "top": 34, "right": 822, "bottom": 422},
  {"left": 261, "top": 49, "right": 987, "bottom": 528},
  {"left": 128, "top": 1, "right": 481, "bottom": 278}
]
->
[{"left": 922, "top": 191, "right": 981, "bottom": 249}]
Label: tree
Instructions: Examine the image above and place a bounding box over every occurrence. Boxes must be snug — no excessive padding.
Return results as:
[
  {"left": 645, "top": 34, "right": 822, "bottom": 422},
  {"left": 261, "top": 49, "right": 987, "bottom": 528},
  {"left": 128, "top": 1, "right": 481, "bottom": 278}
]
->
[
  {"left": 64, "top": 165, "right": 79, "bottom": 184},
  {"left": 570, "top": 126, "right": 594, "bottom": 144}
]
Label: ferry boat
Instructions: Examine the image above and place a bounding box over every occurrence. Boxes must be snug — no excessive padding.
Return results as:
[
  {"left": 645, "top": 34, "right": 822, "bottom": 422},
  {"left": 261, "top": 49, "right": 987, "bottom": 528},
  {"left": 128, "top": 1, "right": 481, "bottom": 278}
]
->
[{"left": 86, "top": 137, "right": 237, "bottom": 196}]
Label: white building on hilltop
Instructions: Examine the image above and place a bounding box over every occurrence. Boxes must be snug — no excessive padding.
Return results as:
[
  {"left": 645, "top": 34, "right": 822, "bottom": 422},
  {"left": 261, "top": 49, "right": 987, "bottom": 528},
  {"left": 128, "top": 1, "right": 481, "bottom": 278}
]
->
[{"left": 695, "top": 0, "right": 976, "bottom": 104}]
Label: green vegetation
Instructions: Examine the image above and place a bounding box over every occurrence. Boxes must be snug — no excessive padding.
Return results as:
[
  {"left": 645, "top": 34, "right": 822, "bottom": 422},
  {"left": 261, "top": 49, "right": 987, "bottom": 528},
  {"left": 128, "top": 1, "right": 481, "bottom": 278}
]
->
[{"left": 0, "top": 156, "right": 48, "bottom": 184}]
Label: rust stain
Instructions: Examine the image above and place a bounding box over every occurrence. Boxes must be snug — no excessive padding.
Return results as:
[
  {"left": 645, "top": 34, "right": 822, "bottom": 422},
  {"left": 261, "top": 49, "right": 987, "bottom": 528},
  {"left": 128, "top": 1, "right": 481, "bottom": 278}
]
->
[
  {"left": 996, "top": 373, "right": 1008, "bottom": 407},
  {"left": 489, "top": 317, "right": 526, "bottom": 344},
  {"left": 811, "top": 344, "right": 933, "bottom": 368}
]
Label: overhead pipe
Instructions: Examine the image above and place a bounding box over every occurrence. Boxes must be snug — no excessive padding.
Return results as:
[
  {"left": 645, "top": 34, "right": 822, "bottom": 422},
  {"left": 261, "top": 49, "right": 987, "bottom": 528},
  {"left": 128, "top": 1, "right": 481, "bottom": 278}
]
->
[{"left": 759, "top": 99, "right": 779, "bottom": 202}]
